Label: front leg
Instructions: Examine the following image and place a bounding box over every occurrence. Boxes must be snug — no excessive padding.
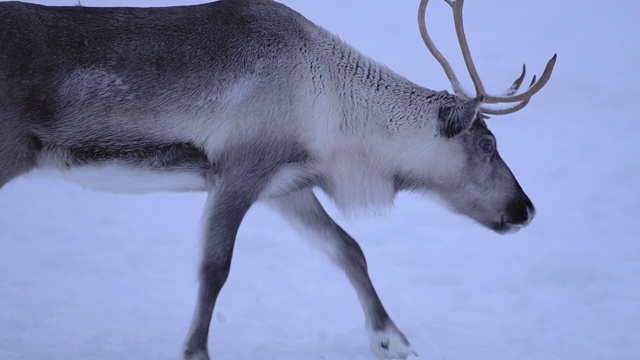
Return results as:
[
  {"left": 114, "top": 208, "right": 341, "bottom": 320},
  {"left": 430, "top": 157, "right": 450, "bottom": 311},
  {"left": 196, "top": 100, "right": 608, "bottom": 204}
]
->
[
  {"left": 183, "top": 181, "right": 256, "bottom": 360},
  {"left": 269, "top": 189, "right": 416, "bottom": 359}
]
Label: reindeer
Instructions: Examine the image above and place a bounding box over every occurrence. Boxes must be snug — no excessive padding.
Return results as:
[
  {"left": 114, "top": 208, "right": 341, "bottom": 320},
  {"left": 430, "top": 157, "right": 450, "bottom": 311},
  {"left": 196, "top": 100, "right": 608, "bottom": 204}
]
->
[{"left": 0, "top": 0, "right": 556, "bottom": 358}]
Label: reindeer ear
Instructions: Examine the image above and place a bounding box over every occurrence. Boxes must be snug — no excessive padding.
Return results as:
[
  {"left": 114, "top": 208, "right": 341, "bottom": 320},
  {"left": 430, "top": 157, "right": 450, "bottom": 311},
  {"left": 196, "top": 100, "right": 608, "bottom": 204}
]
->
[{"left": 437, "top": 95, "right": 484, "bottom": 138}]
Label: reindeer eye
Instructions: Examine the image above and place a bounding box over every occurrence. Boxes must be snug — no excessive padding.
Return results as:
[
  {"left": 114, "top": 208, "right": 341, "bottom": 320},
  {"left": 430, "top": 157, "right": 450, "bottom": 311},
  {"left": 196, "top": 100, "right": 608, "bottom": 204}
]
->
[{"left": 479, "top": 138, "right": 494, "bottom": 153}]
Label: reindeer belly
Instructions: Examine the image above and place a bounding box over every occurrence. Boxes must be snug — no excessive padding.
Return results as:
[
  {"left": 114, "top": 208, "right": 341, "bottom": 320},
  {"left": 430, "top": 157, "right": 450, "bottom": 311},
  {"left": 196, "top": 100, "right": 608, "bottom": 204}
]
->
[{"left": 38, "top": 142, "right": 211, "bottom": 193}]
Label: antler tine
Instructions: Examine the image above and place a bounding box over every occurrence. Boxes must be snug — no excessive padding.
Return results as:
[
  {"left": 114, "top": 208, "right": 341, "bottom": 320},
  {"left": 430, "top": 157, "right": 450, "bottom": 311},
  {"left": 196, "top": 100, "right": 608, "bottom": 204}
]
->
[
  {"left": 481, "top": 75, "right": 536, "bottom": 115},
  {"left": 484, "top": 54, "right": 557, "bottom": 103},
  {"left": 503, "top": 64, "right": 527, "bottom": 97},
  {"left": 418, "top": 0, "right": 473, "bottom": 99}
]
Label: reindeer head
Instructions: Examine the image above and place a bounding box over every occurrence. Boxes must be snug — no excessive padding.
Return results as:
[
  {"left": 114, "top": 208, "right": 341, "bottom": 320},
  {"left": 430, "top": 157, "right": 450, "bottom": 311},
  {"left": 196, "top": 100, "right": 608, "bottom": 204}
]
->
[{"left": 407, "top": 0, "right": 556, "bottom": 233}]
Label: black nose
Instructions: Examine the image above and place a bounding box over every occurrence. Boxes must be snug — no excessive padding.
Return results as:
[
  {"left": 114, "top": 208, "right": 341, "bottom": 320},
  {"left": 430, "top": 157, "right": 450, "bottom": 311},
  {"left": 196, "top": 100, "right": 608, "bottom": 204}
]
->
[{"left": 506, "top": 195, "right": 535, "bottom": 226}]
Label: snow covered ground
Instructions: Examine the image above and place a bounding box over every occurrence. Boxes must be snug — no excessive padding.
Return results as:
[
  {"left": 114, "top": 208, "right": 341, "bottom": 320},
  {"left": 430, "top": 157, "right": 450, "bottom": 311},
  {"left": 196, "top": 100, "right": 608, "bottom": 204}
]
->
[{"left": 1, "top": 0, "right": 638, "bottom": 359}]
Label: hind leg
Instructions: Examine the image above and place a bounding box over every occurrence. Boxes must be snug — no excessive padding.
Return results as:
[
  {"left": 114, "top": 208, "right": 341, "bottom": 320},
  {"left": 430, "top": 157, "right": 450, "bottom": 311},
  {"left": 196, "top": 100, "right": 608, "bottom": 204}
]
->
[
  {"left": 269, "top": 189, "right": 416, "bottom": 359},
  {"left": 0, "top": 115, "right": 40, "bottom": 189}
]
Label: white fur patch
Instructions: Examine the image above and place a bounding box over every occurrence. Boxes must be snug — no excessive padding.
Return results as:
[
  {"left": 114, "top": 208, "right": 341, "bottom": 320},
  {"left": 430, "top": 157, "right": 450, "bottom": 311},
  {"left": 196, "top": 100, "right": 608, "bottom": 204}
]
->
[
  {"left": 323, "top": 152, "right": 396, "bottom": 217},
  {"left": 45, "top": 164, "right": 207, "bottom": 193}
]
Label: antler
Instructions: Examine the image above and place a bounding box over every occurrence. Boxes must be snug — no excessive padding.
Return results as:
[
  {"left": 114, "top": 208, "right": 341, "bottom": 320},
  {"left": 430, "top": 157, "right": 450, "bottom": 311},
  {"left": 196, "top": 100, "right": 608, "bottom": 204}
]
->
[{"left": 418, "top": 0, "right": 557, "bottom": 115}]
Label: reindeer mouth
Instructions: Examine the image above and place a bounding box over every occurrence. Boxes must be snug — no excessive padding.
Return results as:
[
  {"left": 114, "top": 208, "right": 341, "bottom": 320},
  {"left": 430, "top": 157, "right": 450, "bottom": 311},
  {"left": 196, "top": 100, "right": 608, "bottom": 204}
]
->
[
  {"left": 492, "top": 221, "right": 524, "bottom": 235},
  {"left": 492, "top": 208, "right": 535, "bottom": 234},
  {"left": 491, "top": 199, "right": 536, "bottom": 234}
]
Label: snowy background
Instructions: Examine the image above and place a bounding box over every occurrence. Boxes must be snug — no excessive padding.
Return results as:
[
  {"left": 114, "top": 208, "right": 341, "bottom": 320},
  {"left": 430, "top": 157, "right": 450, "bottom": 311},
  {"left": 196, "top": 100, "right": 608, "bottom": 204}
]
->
[{"left": 1, "top": 0, "right": 638, "bottom": 359}]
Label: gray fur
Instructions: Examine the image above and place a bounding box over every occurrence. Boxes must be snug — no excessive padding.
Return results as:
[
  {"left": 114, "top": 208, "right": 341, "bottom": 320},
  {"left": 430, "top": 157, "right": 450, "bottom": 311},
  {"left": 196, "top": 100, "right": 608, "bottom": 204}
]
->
[
  {"left": 438, "top": 94, "right": 485, "bottom": 138},
  {"left": 0, "top": 1, "right": 535, "bottom": 359}
]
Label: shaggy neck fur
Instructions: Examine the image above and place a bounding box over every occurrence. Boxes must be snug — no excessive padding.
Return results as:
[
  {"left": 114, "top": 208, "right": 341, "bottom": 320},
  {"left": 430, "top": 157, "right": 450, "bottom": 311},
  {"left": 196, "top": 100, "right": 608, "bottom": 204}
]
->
[{"left": 313, "top": 35, "right": 453, "bottom": 214}]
